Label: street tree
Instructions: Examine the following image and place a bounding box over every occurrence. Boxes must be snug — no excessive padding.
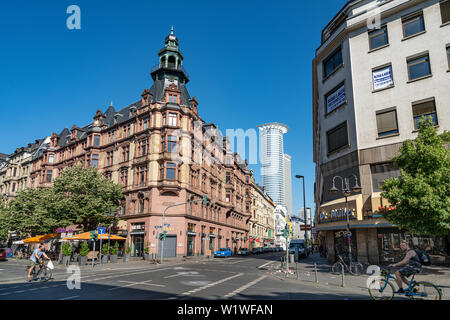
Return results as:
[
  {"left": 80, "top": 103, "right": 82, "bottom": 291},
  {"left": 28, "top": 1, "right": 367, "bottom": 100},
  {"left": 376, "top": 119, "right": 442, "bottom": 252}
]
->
[
  {"left": 381, "top": 117, "right": 450, "bottom": 236},
  {"left": 0, "top": 203, "right": 10, "bottom": 241},
  {"left": 51, "top": 165, "right": 123, "bottom": 231}
]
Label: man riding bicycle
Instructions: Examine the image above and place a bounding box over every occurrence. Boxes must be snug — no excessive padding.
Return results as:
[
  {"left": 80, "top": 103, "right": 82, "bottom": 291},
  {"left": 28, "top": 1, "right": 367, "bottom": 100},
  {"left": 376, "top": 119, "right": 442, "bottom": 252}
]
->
[
  {"left": 27, "top": 243, "right": 50, "bottom": 281},
  {"left": 388, "top": 240, "right": 422, "bottom": 294}
]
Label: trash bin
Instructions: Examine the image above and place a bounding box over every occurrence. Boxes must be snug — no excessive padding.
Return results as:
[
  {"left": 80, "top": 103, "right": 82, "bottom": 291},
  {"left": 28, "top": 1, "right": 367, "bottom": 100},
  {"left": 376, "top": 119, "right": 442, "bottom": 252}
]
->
[{"left": 151, "top": 253, "right": 157, "bottom": 260}]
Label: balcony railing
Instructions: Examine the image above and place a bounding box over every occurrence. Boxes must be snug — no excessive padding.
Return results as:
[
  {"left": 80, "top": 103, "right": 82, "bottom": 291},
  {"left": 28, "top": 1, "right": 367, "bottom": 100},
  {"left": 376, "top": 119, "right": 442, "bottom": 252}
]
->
[{"left": 151, "top": 64, "right": 189, "bottom": 80}]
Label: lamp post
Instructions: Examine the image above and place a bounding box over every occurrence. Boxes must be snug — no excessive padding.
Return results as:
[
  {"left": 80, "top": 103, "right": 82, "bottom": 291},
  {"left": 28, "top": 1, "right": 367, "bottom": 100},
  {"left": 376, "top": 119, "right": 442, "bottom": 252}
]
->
[
  {"left": 295, "top": 175, "right": 308, "bottom": 252},
  {"left": 328, "top": 174, "right": 361, "bottom": 262}
]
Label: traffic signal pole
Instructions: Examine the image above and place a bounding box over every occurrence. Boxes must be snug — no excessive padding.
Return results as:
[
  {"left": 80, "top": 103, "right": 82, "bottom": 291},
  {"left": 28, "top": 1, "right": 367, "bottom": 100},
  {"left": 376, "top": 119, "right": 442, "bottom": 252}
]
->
[{"left": 160, "top": 197, "right": 205, "bottom": 264}]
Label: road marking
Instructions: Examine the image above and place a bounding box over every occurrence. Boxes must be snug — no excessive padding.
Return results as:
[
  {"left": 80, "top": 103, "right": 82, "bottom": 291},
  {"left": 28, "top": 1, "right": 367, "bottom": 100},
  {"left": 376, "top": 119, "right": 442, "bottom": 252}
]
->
[
  {"left": 164, "top": 271, "right": 200, "bottom": 279},
  {"left": 223, "top": 275, "right": 267, "bottom": 299},
  {"left": 258, "top": 261, "right": 275, "bottom": 269},
  {"left": 181, "top": 273, "right": 243, "bottom": 296},
  {"left": 59, "top": 295, "right": 80, "bottom": 300},
  {"left": 85, "top": 267, "right": 172, "bottom": 282},
  {"left": 108, "top": 280, "right": 165, "bottom": 291},
  {"left": 226, "top": 259, "right": 247, "bottom": 265}
]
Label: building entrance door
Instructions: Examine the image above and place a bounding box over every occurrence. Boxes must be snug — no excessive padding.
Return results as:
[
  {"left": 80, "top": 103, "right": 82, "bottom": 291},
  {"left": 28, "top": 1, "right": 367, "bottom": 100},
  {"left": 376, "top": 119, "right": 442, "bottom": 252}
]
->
[
  {"left": 187, "top": 236, "right": 195, "bottom": 256},
  {"left": 131, "top": 235, "right": 144, "bottom": 257},
  {"left": 158, "top": 235, "right": 177, "bottom": 258}
]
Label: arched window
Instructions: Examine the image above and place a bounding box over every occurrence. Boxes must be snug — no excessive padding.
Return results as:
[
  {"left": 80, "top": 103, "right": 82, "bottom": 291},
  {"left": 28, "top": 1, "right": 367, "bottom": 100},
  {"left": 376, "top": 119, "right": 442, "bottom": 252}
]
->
[{"left": 168, "top": 56, "right": 176, "bottom": 69}]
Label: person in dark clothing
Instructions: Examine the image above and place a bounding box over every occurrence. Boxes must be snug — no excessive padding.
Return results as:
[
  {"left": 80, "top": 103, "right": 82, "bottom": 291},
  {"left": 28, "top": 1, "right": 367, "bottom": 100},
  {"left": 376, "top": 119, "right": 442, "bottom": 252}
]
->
[{"left": 389, "top": 240, "right": 422, "bottom": 293}]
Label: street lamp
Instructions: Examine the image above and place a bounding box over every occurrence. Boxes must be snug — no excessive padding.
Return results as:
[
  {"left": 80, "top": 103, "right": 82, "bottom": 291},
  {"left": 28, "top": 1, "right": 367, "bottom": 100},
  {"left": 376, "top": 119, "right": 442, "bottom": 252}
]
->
[
  {"left": 328, "top": 174, "right": 361, "bottom": 262},
  {"left": 295, "top": 175, "right": 308, "bottom": 253}
]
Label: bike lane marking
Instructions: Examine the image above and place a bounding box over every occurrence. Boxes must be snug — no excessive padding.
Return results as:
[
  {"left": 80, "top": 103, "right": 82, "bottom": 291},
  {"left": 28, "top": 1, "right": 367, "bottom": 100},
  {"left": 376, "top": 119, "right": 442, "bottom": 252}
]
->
[
  {"left": 223, "top": 275, "right": 267, "bottom": 299},
  {"left": 258, "top": 261, "right": 276, "bottom": 269},
  {"left": 181, "top": 273, "right": 244, "bottom": 296}
]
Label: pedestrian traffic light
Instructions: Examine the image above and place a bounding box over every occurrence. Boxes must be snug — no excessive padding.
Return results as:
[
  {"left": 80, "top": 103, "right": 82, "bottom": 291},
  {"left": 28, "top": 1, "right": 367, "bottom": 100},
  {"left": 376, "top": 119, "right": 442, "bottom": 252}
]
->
[
  {"left": 90, "top": 231, "right": 98, "bottom": 242},
  {"left": 202, "top": 195, "right": 207, "bottom": 206}
]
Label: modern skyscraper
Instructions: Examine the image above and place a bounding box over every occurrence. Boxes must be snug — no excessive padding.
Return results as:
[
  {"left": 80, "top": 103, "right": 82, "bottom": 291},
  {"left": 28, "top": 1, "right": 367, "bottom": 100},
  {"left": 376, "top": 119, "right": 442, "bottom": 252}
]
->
[
  {"left": 258, "top": 123, "right": 293, "bottom": 216},
  {"left": 283, "top": 153, "right": 293, "bottom": 217}
]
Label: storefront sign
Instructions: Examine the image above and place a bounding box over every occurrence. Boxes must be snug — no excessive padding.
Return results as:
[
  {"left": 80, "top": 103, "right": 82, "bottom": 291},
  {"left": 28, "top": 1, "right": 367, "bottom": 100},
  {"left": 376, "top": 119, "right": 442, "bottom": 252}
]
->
[
  {"left": 326, "top": 84, "right": 346, "bottom": 114},
  {"left": 319, "top": 199, "right": 359, "bottom": 223},
  {"left": 373, "top": 66, "right": 393, "bottom": 91},
  {"left": 155, "top": 224, "right": 174, "bottom": 231}
]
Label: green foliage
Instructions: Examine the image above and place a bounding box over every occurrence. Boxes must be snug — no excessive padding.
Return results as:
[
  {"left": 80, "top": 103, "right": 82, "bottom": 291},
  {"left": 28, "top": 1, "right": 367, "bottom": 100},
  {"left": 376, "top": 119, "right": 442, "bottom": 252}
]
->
[
  {"left": 62, "top": 242, "right": 72, "bottom": 256},
  {"left": 101, "top": 244, "right": 109, "bottom": 255},
  {"left": 110, "top": 242, "right": 119, "bottom": 255},
  {"left": 51, "top": 165, "right": 123, "bottom": 231},
  {"left": 0, "top": 204, "right": 10, "bottom": 241},
  {"left": 125, "top": 244, "right": 131, "bottom": 254},
  {"left": 381, "top": 117, "right": 450, "bottom": 236},
  {"left": 80, "top": 242, "right": 89, "bottom": 256},
  {"left": 5, "top": 165, "right": 123, "bottom": 236},
  {"left": 144, "top": 241, "right": 150, "bottom": 254}
]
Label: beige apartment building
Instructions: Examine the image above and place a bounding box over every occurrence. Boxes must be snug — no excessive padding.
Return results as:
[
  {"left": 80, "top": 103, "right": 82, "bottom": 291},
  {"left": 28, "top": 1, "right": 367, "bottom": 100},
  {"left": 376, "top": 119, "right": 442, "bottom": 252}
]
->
[
  {"left": 249, "top": 182, "right": 275, "bottom": 249},
  {"left": 313, "top": 0, "right": 450, "bottom": 265},
  {"left": 0, "top": 138, "right": 50, "bottom": 205}
]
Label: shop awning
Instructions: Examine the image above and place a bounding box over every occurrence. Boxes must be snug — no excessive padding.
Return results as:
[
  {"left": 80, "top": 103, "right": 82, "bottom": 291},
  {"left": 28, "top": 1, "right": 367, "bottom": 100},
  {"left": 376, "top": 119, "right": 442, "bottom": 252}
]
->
[
  {"left": 64, "top": 231, "right": 126, "bottom": 241},
  {"left": 23, "top": 234, "right": 59, "bottom": 243},
  {"left": 314, "top": 223, "right": 395, "bottom": 231}
]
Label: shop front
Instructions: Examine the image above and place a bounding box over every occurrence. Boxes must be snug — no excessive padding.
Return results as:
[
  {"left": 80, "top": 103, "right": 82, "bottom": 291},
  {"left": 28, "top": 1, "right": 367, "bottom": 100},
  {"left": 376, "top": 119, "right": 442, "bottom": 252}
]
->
[{"left": 130, "top": 222, "right": 145, "bottom": 258}]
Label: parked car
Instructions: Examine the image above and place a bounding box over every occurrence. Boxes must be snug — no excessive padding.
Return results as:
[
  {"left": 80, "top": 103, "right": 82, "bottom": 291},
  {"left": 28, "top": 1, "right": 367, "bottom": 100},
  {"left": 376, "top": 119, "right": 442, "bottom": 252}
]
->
[
  {"left": 0, "top": 248, "right": 7, "bottom": 261},
  {"left": 214, "top": 247, "right": 232, "bottom": 258},
  {"left": 258, "top": 247, "right": 264, "bottom": 254},
  {"left": 289, "top": 240, "right": 308, "bottom": 258},
  {"left": 237, "top": 248, "right": 249, "bottom": 256},
  {"left": 251, "top": 247, "right": 259, "bottom": 254}
]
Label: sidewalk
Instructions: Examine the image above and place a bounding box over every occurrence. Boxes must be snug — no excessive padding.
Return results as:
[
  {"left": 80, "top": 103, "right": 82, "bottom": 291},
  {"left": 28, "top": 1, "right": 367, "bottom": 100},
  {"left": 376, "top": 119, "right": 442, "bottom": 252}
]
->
[{"left": 271, "top": 253, "right": 450, "bottom": 299}]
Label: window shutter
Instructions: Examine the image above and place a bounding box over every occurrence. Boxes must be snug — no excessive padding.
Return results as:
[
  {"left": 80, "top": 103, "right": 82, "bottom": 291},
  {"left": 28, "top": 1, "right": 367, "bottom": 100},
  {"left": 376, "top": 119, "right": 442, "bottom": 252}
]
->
[
  {"left": 412, "top": 100, "right": 436, "bottom": 117},
  {"left": 376, "top": 110, "right": 398, "bottom": 133}
]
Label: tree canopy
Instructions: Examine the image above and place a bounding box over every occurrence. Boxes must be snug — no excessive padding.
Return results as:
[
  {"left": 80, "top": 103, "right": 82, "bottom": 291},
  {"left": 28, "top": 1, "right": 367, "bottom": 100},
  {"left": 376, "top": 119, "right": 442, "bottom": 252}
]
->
[
  {"left": 381, "top": 117, "right": 450, "bottom": 236},
  {"left": 3, "top": 165, "right": 123, "bottom": 239}
]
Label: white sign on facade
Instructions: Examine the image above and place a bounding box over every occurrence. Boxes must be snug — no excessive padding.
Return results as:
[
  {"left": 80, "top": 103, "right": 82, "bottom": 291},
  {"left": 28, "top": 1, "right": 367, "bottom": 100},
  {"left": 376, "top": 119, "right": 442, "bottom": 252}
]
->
[
  {"left": 326, "top": 84, "right": 346, "bottom": 113},
  {"left": 373, "top": 66, "right": 393, "bottom": 91}
]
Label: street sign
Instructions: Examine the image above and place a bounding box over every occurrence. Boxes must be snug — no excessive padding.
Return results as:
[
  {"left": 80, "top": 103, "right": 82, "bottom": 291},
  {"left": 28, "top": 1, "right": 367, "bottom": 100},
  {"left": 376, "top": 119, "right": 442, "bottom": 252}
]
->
[
  {"left": 300, "top": 225, "right": 312, "bottom": 231},
  {"left": 98, "top": 227, "right": 106, "bottom": 235}
]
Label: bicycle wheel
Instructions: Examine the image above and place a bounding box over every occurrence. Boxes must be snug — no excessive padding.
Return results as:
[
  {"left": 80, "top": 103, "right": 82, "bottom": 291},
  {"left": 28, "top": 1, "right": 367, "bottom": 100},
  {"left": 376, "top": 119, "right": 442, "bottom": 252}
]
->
[
  {"left": 410, "top": 281, "right": 441, "bottom": 300},
  {"left": 350, "top": 262, "right": 364, "bottom": 276},
  {"left": 331, "top": 262, "right": 344, "bottom": 275},
  {"left": 368, "top": 279, "right": 395, "bottom": 301},
  {"left": 40, "top": 267, "right": 52, "bottom": 282}
]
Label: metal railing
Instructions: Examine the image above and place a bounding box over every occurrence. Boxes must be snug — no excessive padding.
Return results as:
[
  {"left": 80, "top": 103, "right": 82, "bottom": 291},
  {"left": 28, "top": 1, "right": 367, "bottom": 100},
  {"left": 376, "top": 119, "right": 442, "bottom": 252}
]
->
[{"left": 150, "top": 64, "right": 189, "bottom": 80}]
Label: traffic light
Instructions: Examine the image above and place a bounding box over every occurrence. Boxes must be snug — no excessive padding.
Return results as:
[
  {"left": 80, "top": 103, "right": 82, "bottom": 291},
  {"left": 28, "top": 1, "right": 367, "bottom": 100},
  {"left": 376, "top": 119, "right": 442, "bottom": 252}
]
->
[
  {"left": 90, "top": 231, "right": 98, "bottom": 242},
  {"left": 202, "top": 195, "right": 207, "bottom": 206},
  {"left": 159, "top": 230, "right": 167, "bottom": 241}
]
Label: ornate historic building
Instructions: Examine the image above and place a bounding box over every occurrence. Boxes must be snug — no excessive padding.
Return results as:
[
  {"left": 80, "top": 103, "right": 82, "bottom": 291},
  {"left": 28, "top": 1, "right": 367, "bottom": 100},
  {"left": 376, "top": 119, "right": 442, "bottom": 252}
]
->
[
  {"left": 0, "top": 138, "right": 50, "bottom": 205},
  {"left": 249, "top": 182, "right": 275, "bottom": 249},
  {"left": 29, "top": 29, "right": 255, "bottom": 258}
]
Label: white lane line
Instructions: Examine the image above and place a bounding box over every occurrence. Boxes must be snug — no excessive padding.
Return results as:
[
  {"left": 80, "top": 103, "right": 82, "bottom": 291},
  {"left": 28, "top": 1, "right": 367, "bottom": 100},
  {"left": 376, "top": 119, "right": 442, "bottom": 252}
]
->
[
  {"left": 181, "top": 273, "right": 243, "bottom": 296},
  {"left": 108, "top": 280, "right": 165, "bottom": 291},
  {"left": 59, "top": 295, "right": 80, "bottom": 300},
  {"left": 84, "top": 267, "right": 172, "bottom": 282},
  {"left": 258, "top": 261, "right": 275, "bottom": 269},
  {"left": 226, "top": 259, "right": 247, "bottom": 265},
  {"left": 223, "top": 275, "right": 267, "bottom": 299}
]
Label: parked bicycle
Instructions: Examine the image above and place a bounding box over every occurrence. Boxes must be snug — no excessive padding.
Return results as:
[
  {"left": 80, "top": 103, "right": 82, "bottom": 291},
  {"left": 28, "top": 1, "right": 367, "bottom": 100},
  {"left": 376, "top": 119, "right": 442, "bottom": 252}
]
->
[
  {"left": 25, "top": 259, "right": 53, "bottom": 282},
  {"left": 368, "top": 267, "right": 441, "bottom": 300},
  {"left": 331, "top": 254, "right": 364, "bottom": 276}
]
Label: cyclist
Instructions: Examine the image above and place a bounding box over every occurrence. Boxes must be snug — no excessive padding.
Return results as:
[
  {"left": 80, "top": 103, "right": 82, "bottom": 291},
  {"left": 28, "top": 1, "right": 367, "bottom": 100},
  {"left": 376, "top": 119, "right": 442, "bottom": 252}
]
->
[
  {"left": 388, "top": 240, "right": 422, "bottom": 294},
  {"left": 27, "top": 243, "right": 50, "bottom": 281}
]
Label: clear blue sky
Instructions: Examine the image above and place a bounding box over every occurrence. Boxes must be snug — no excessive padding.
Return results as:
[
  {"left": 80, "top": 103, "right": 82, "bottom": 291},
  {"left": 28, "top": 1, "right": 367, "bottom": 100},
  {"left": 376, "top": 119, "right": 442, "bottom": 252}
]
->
[{"left": 0, "top": 0, "right": 346, "bottom": 218}]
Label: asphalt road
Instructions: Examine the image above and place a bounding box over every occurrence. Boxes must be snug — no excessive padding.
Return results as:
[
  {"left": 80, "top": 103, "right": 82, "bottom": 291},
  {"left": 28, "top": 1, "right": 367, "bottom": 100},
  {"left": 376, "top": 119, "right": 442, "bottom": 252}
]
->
[{"left": 0, "top": 253, "right": 373, "bottom": 300}]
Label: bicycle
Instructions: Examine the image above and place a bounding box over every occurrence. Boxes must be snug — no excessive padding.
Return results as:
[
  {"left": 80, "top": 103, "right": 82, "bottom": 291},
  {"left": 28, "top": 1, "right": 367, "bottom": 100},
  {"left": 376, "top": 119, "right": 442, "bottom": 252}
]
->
[
  {"left": 331, "top": 254, "right": 364, "bottom": 276},
  {"left": 25, "top": 259, "right": 53, "bottom": 282},
  {"left": 368, "top": 267, "right": 442, "bottom": 300}
]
